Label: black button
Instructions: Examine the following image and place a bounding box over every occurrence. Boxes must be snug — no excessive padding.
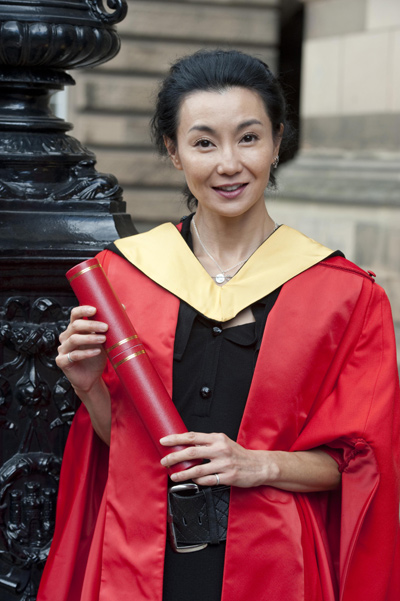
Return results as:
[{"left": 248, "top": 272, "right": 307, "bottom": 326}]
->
[
  {"left": 200, "top": 386, "right": 212, "bottom": 399},
  {"left": 212, "top": 326, "right": 222, "bottom": 336}
]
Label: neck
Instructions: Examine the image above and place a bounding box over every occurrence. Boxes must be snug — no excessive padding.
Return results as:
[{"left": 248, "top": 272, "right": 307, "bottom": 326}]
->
[{"left": 191, "top": 206, "right": 277, "bottom": 275}]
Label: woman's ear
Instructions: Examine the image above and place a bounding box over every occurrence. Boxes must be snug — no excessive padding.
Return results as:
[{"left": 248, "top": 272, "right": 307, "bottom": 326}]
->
[
  {"left": 274, "top": 123, "right": 285, "bottom": 154},
  {"left": 274, "top": 123, "right": 284, "bottom": 155},
  {"left": 164, "top": 136, "right": 183, "bottom": 170}
]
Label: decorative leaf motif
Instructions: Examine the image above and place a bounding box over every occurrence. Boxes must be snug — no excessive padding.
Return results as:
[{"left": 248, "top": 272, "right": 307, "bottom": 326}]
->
[{"left": 86, "top": 0, "right": 128, "bottom": 25}]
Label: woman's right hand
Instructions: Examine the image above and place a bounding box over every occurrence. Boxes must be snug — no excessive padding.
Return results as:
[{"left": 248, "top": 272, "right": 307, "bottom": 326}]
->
[{"left": 56, "top": 305, "right": 109, "bottom": 394}]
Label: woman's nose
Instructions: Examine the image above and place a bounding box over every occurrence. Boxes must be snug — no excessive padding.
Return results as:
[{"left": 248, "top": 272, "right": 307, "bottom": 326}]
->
[{"left": 216, "top": 148, "right": 243, "bottom": 175}]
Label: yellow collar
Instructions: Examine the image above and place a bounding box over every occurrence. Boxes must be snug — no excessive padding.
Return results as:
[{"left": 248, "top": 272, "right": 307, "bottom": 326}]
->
[{"left": 114, "top": 223, "right": 332, "bottom": 322}]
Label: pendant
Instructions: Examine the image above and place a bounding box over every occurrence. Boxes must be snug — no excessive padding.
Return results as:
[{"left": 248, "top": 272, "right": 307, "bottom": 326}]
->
[{"left": 215, "top": 273, "right": 225, "bottom": 284}]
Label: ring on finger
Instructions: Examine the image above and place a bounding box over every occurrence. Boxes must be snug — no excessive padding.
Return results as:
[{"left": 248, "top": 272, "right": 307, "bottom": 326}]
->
[
  {"left": 67, "top": 352, "right": 74, "bottom": 363},
  {"left": 214, "top": 473, "right": 220, "bottom": 486}
]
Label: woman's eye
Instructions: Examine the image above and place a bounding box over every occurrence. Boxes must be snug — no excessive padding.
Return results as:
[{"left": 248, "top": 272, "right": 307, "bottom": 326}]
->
[
  {"left": 195, "top": 139, "right": 213, "bottom": 148},
  {"left": 241, "top": 134, "right": 258, "bottom": 143}
]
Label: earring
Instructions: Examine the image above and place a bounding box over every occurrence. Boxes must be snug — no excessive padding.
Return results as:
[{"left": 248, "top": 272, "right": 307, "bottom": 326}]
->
[{"left": 272, "top": 156, "right": 279, "bottom": 169}]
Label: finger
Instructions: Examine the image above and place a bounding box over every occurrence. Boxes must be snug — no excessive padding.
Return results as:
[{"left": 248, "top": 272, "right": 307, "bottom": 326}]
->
[
  {"left": 70, "top": 305, "right": 97, "bottom": 321},
  {"left": 59, "top": 320, "right": 108, "bottom": 345},
  {"left": 193, "top": 473, "right": 224, "bottom": 487},
  {"left": 161, "top": 439, "right": 227, "bottom": 469},
  {"left": 160, "top": 444, "right": 204, "bottom": 468},
  {"left": 59, "top": 323, "right": 107, "bottom": 345},
  {"left": 64, "top": 333, "right": 107, "bottom": 350},
  {"left": 160, "top": 431, "right": 217, "bottom": 447},
  {"left": 169, "top": 460, "right": 225, "bottom": 484},
  {"left": 69, "top": 318, "right": 108, "bottom": 334},
  {"left": 59, "top": 347, "right": 102, "bottom": 368}
]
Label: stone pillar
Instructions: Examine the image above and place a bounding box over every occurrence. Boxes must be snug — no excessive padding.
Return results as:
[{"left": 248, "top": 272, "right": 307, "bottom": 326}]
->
[
  {"left": 274, "top": 0, "right": 400, "bottom": 353},
  {"left": 0, "top": 2, "right": 136, "bottom": 599}
]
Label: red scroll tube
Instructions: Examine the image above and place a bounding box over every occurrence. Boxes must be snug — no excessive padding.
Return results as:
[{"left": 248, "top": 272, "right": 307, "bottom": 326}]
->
[{"left": 66, "top": 257, "right": 201, "bottom": 476}]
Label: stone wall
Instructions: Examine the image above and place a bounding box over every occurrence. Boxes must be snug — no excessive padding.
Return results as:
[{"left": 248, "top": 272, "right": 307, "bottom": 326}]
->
[
  {"left": 274, "top": 0, "right": 400, "bottom": 356},
  {"left": 301, "top": 0, "right": 400, "bottom": 151},
  {"left": 69, "top": 0, "right": 280, "bottom": 229}
]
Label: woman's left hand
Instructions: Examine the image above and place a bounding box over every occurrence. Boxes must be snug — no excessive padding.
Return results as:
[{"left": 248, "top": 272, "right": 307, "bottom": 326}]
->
[
  {"left": 160, "top": 431, "right": 275, "bottom": 488},
  {"left": 160, "top": 431, "right": 342, "bottom": 492}
]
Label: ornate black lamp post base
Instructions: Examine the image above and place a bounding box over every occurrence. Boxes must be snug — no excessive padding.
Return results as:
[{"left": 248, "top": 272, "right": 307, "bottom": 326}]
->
[{"left": 0, "top": 2, "right": 134, "bottom": 598}]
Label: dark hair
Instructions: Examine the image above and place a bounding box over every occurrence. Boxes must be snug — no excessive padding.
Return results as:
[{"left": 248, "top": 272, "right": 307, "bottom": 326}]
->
[{"left": 151, "top": 49, "right": 290, "bottom": 209}]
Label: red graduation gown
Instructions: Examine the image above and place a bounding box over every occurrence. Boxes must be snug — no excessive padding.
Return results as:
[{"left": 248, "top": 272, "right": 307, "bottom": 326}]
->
[{"left": 38, "top": 228, "right": 400, "bottom": 601}]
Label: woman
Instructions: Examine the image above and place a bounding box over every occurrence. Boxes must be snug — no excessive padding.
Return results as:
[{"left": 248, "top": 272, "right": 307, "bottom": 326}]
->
[{"left": 38, "top": 50, "right": 400, "bottom": 601}]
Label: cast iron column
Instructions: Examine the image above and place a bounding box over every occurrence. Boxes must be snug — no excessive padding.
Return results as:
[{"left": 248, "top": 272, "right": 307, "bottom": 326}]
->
[{"left": 0, "top": 1, "right": 135, "bottom": 599}]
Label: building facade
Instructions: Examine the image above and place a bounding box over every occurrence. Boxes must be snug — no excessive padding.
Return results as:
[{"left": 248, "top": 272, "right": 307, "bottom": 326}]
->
[{"left": 275, "top": 0, "right": 400, "bottom": 356}]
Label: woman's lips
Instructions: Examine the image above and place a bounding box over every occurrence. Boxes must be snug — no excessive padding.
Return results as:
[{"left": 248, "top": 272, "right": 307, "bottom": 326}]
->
[{"left": 212, "top": 183, "right": 248, "bottom": 199}]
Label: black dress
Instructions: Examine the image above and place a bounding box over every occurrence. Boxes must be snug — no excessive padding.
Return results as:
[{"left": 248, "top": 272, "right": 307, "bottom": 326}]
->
[{"left": 163, "top": 216, "right": 280, "bottom": 601}]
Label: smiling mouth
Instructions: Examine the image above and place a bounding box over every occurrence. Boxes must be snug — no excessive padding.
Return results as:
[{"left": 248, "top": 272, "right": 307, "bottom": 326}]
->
[{"left": 213, "top": 183, "right": 248, "bottom": 192}]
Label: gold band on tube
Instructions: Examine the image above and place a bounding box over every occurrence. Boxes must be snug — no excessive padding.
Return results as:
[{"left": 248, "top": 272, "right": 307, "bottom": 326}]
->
[
  {"left": 68, "top": 264, "right": 100, "bottom": 283},
  {"left": 106, "top": 335, "right": 138, "bottom": 353},
  {"left": 113, "top": 349, "right": 146, "bottom": 369}
]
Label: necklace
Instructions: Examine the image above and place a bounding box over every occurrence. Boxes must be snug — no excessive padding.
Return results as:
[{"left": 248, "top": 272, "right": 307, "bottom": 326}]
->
[{"left": 192, "top": 217, "right": 279, "bottom": 284}]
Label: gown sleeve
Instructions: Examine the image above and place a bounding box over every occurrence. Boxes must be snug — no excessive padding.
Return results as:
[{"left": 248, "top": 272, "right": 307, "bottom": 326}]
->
[
  {"left": 294, "top": 280, "right": 400, "bottom": 600},
  {"left": 222, "top": 262, "right": 400, "bottom": 601},
  {"left": 37, "top": 405, "right": 109, "bottom": 601},
  {"left": 37, "top": 250, "right": 112, "bottom": 601}
]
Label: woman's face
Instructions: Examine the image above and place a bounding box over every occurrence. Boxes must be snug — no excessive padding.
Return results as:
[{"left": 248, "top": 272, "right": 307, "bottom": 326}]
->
[{"left": 166, "top": 87, "right": 281, "bottom": 220}]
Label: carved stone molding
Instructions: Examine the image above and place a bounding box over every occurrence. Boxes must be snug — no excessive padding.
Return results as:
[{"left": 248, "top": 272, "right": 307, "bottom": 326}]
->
[
  {"left": 87, "top": 0, "right": 128, "bottom": 25},
  {"left": 0, "top": 160, "right": 122, "bottom": 202},
  {"left": 0, "top": 295, "right": 80, "bottom": 598},
  {"left": 0, "top": 0, "right": 127, "bottom": 27},
  {"left": 0, "top": 21, "right": 120, "bottom": 69},
  {"left": 0, "top": 134, "right": 90, "bottom": 157},
  {"left": 0, "top": 453, "right": 61, "bottom": 567}
]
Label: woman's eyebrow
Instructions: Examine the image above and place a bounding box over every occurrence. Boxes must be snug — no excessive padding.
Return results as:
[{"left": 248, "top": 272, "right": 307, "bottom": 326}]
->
[
  {"left": 236, "top": 119, "right": 263, "bottom": 131},
  {"left": 188, "top": 124, "right": 216, "bottom": 134},
  {"left": 188, "top": 119, "right": 263, "bottom": 135}
]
